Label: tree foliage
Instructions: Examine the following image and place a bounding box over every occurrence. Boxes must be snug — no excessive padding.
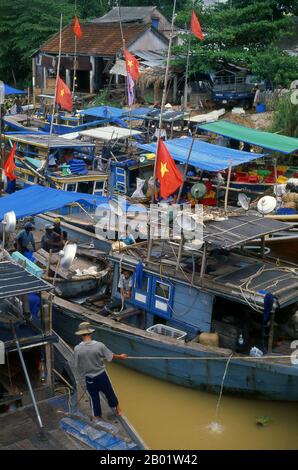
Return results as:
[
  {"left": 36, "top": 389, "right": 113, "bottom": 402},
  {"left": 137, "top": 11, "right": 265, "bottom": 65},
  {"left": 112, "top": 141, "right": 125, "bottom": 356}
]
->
[
  {"left": 271, "top": 93, "right": 298, "bottom": 137},
  {"left": 174, "top": 0, "right": 298, "bottom": 88}
]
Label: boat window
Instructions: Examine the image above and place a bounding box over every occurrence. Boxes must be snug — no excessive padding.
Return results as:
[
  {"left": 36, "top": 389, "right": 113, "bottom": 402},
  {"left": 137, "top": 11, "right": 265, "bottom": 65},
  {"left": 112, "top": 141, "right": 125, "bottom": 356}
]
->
[
  {"left": 77, "top": 181, "right": 93, "bottom": 194},
  {"left": 65, "top": 183, "right": 77, "bottom": 192},
  {"left": 134, "top": 275, "right": 149, "bottom": 292},
  {"left": 93, "top": 181, "right": 104, "bottom": 194},
  {"left": 155, "top": 281, "right": 170, "bottom": 300},
  {"left": 27, "top": 175, "right": 36, "bottom": 183}
]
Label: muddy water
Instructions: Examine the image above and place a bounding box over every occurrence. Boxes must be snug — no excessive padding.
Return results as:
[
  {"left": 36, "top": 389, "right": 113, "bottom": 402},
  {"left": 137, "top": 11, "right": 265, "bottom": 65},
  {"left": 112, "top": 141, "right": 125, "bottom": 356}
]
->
[{"left": 108, "top": 363, "right": 298, "bottom": 450}]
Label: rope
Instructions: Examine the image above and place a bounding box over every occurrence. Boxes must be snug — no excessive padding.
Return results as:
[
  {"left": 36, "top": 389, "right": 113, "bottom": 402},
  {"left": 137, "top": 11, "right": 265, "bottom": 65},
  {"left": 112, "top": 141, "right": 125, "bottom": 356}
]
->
[{"left": 123, "top": 355, "right": 294, "bottom": 361}]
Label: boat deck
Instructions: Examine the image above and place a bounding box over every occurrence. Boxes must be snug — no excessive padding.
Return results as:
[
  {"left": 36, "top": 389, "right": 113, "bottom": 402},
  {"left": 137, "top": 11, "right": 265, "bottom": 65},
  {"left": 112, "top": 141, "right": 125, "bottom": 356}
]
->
[{"left": 0, "top": 396, "right": 89, "bottom": 450}]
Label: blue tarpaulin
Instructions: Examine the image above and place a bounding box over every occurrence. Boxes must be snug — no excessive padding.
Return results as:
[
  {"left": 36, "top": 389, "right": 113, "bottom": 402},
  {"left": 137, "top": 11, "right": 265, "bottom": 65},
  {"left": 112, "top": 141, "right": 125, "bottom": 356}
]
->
[
  {"left": 80, "top": 106, "right": 124, "bottom": 119},
  {"left": 0, "top": 186, "right": 108, "bottom": 221},
  {"left": 137, "top": 138, "right": 266, "bottom": 172},
  {"left": 4, "top": 84, "right": 26, "bottom": 95}
]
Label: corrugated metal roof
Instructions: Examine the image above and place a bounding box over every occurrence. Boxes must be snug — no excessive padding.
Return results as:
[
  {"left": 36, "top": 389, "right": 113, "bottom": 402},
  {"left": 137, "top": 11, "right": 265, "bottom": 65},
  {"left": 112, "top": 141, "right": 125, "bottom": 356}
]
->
[
  {"left": 0, "top": 261, "right": 52, "bottom": 299},
  {"left": 203, "top": 215, "right": 289, "bottom": 249},
  {"left": 80, "top": 126, "right": 142, "bottom": 141},
  {"left": 5, "top": 133, "right": 95, "bottom": 149},
  {"left": 41, "top": 23, "right": 147, "bottom": 56},
  {"left": 91, "top": 6, "right": 157, "bottom": 24}
]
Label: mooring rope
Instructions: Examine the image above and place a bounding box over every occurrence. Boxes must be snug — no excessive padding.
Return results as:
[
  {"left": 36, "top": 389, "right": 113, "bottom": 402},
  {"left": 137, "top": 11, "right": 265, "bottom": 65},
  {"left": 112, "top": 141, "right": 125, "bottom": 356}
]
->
[{"left": 124, "top": 355, "right": 294, "bottom": 361}]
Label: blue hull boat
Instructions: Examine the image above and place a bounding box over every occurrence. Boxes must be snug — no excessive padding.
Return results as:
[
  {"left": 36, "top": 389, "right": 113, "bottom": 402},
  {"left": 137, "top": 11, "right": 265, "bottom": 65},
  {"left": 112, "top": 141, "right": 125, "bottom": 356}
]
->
[{"left": 52, "top": 297, "right": 298, "bottom": 401}]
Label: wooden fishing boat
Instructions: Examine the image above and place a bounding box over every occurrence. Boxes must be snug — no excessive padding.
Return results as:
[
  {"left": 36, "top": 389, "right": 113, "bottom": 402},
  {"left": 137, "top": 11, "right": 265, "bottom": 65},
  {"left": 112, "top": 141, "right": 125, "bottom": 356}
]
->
[
  {"left": 52, "top": 213, "right": 298, "bottom": 401},
  {"left": 33, "top": 247, "right": 109, "bottom": 299}
]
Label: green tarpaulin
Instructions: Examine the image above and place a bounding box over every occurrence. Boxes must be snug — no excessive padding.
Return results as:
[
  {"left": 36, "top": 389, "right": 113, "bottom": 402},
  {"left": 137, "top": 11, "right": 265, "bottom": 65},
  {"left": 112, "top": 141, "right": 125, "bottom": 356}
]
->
[{"left": 198, "top": 121, "right": 298, "bottom": 154}]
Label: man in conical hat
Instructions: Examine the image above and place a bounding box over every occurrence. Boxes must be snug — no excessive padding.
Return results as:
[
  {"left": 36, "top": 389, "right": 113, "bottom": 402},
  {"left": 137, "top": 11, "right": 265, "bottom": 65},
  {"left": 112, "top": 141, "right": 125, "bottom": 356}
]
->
[{"left": 74, "top": 322, "right": 127, "bottom": 421}]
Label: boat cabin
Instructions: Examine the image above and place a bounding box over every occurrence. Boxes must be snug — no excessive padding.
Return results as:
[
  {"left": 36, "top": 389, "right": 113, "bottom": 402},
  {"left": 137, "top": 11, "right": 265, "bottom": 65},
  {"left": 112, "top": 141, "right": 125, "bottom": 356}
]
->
[
  {"left": 3, "top": 133, "right": 108, "bottom": 196},
  {"left": 108, "top": 212, "right": 298, "bottom": 353}
]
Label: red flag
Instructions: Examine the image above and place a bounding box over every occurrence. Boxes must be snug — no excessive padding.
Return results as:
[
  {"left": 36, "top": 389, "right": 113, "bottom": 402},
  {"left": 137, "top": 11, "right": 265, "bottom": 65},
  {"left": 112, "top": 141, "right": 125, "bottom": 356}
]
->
[
  {"left": 156, "top": 140, "right": 183, "bottom": 199},
  {"left": 56, "top": 76, "right": 73, "bottom": 112},
  {"left": 123, "top": 48, "right": 140, "bottom": 81},
  {"left": 73, "top": 15, "right": 83, "bottom": 39},
  {"left": 4, "top": 143, "right": 17, "bottom": 181},
  {"left": 190, "top": 11, "right": 204, "bottom": 41}
]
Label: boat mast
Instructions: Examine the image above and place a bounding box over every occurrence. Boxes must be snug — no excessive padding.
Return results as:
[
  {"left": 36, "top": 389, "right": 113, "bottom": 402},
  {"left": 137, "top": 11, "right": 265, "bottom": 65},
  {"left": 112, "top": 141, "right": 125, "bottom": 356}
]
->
[
  {"left": 72, "top": 0, "right": 78, "bottom": 97},
  {"left": 147, "top": 0, "right": 177, "bottom": 261},
  {"left": 183, "top": 0, "right": 195, "bottom": 110},
  {"left": 49, "top": 14, "right": 63, "bottom": 136}
]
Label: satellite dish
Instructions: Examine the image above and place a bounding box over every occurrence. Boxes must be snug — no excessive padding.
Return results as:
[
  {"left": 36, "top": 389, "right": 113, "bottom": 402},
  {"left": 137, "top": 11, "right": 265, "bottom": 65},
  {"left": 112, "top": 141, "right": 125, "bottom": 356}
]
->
[
  {"left": 60, "top": 244, "right": 77, "bottom": 270},
  {"left": 109, "top": 199, "right": 124, "bottom": 217},
  {"left": 191, "top": 183, "right": 207, "bottom": 201},
  {"left": 238, "top": 193, "right": 250, "bottom": 211},
  {"left": 257, "top": 196, "right": 277, "bottom": 215},
  {"left": 175, "top": 212, "right": 196, "bottom": 232},
  {"left": 3, "top": 211, "right": 16, "bottom": 233}
]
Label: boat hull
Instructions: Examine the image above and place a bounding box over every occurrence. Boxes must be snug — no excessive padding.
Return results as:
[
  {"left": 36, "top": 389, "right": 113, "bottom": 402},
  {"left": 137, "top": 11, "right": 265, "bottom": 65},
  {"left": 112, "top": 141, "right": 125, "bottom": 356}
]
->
[
  {"left": 53, "top": 304, "right": 298, "bottom": 401},
  {"left": 53, "top": 277, "right": 101, "bottom": 299}
]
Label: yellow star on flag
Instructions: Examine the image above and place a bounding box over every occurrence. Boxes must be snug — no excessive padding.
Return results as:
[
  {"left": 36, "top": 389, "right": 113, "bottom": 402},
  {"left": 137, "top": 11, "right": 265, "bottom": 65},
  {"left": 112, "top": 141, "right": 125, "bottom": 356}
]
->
[
  {"left": 61, "top": 89, "right": 65, "bottom": 96},
  {"left": 160, "top": 162, "right": 169, "bottom": 178},
  {"left": 127, "top": 60, "right": 133, "bottom": 67}
]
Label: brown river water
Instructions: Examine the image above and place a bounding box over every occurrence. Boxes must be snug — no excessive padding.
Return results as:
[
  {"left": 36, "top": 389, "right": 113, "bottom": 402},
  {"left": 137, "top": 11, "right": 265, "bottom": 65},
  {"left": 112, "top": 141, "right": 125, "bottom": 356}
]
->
[{"left": 107, "top": 363, "right": 298, "bottom": 450}]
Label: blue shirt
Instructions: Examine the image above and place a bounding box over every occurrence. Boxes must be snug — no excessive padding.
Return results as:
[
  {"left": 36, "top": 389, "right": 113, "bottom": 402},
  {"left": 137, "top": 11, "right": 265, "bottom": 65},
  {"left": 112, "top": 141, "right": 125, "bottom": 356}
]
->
[{"left": 16, "top": 230, "right": 35, "bottom": 250}]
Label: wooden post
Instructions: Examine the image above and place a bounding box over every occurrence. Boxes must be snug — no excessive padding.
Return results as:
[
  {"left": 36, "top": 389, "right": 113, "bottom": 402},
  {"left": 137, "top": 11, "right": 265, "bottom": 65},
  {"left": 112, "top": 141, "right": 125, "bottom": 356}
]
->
[
  {"left": 199, "top": 243, "right": 207, "bottom": 283},
  {"left": 268, "top": 309, "right": 276, "bottom": 354},
  {"left": 224, "top": 159, "right": 233, "bottom": 213},
  {"left": 175, "top": 235, "right": 184, "bottom": 272}
]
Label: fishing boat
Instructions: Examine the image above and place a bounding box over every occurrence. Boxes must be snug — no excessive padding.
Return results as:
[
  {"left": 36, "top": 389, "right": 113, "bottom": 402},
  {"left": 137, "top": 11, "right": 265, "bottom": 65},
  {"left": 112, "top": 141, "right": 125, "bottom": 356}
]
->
[
  {"left": 2, "top": 133, "right": 108, "bottom": 196},
  {"left": 52, "top": 211, "right": 298, "bottom": 401},
  {"left": 0, "top": 254, "right": 146, "bottom": 450}
]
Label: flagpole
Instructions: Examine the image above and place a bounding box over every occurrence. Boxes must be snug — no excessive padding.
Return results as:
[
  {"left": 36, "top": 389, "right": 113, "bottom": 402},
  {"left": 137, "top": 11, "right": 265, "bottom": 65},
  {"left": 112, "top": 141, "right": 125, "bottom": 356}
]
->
[
  {"left": 72, "top": 0, "right": 77, "bottom": 96},
  {"left": 50, "top": 14, "right": 63, "bottom": 136},
  {"left": 147, "top": 0, "right": 177, "bottom": 261},
  {"left": 183, "top": 32, "right": 192, "bottom": 110},
  {"left": 117, "top": 1, "right": 134, "bottom": 141}
]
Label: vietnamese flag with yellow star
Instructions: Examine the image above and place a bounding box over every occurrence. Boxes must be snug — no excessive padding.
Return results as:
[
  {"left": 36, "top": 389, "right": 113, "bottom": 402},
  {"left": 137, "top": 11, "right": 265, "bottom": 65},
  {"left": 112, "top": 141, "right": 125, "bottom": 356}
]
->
[
  {"left": 56, "top": 76, "right": 73, "bottom": 112},
  {"left": 123, "top": 48, "right": 140, "bottom": 81},
  {"left": 156, "top": 139, "right": 183, "bottom": 199}
]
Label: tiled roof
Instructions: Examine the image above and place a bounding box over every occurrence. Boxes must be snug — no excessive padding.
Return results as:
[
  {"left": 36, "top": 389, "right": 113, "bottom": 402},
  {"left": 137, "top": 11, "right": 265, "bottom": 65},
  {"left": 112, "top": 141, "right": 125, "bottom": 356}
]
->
[{"left": 40, "top": 23, "right": 147, "bottom": 56}]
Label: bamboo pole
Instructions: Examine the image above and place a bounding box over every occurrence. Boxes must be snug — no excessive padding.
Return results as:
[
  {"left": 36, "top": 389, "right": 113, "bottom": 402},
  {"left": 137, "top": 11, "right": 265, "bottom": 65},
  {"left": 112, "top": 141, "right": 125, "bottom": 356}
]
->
[
  {"left": 224, "top": 159, "right": 233, "bottom": 213},
  {"left": 147, "top": 0, "right": 177, "bottom": 261},
  {"left": 49, "top": 14, "right": 63, "bottom": 136}
]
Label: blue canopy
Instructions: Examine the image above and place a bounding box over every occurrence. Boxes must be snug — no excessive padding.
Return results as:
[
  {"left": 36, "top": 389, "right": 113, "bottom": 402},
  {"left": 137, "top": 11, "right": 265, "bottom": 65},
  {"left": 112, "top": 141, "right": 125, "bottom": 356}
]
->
[
  {"left": 4, "top": 84, "right": 26, "bottom": 95},
  {"left": 137, "top": 138, "right": 266, "bottom": 172},
  {"left": 80, "top": 106, "right": 124, "bottom": 119},
  {"left": 0, "top": 186, "right": 108, "bottom": 221}
]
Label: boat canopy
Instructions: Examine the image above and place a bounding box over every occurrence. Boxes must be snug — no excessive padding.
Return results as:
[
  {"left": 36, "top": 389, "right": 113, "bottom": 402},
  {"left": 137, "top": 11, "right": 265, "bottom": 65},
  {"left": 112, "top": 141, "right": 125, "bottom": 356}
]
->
[
  {"left": 4, "top": 133, "right": 95, "bottom": 150},
  {"left": 202, "top": 214, "right": 289, "bottom": 249},
  {"left": 0, "top": 186, "right": 108, "bottom": 221},
  {"left": 80, "top": 106, "right": 123, "bottom": 119},
  {"left": 4, "top": 84, "right": 26, "bottom": 95},
  {"left": 80, "top": 126, "right": 143, "bottom": 141},
  {"left": 137, "top": 137, "right": 266, "bottom": 171},
  {"left": 0, "top": 261, "right": 52, "bottom": 299},
  {"left": 198, "top": 121, "right": 298, "bottom": 154}
]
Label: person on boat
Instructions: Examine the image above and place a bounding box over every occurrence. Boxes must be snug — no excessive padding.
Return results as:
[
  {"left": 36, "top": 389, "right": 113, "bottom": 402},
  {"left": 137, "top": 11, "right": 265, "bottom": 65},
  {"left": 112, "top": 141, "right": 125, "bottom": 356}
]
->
[
  {"left": 74, "top": 322, "right": 127, "bottom": 421},
  {"left": 118, "top": 270, "right": 133, "bottom": 300},
  {"left": 41, "top": 224, "right": 64, "bottom": 253},
  {"left": 16, "top": 222, "right": 36, "bottom": 257},
  {"left": 53, "top": 218, "right": 68, "bottom": 242}
]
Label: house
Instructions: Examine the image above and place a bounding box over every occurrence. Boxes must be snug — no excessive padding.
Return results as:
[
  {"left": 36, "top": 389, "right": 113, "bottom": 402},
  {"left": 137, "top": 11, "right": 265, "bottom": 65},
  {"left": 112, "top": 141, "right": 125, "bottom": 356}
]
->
[{"left": 33, "top": 6, "right": 172, "bottom": 95}]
